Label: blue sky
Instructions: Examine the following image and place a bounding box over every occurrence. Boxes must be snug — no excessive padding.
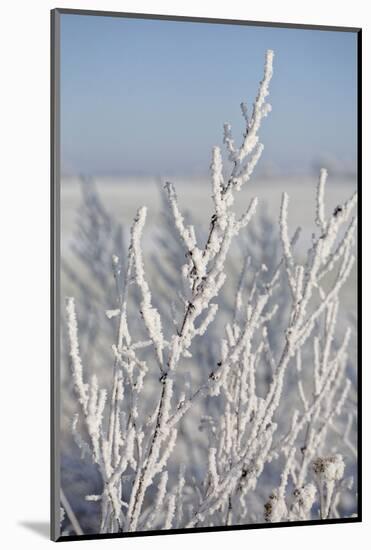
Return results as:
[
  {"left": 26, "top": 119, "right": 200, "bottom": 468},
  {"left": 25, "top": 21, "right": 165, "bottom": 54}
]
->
[{"left": 60, "top": 14, "right": 357, "bottom": 178}]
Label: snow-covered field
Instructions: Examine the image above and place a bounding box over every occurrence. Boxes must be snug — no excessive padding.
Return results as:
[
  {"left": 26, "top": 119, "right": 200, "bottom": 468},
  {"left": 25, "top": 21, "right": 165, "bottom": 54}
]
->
[{"left": 61, "top": 175, "right": 356, "bottom": 252}]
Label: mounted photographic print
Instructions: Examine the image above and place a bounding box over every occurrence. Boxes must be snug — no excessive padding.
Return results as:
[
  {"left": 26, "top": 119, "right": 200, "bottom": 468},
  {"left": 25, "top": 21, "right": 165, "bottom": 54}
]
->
[{"left": 51, "top": 8, "right": 361, "bottom": 542}]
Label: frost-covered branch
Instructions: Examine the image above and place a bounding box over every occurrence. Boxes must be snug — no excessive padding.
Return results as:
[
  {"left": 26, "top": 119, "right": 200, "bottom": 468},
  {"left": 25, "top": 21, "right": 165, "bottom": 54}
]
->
[{"left": 62, "top": 48, "right": 357, "bottom": 534}]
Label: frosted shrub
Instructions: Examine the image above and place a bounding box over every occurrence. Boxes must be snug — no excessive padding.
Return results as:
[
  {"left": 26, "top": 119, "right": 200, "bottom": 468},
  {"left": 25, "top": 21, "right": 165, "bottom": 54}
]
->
[
  {"left": 62, "top": 50, "right": 357, "bottom": 535},
  {"left": 312, "top": 455, "right": 348, "bottom": 519}
]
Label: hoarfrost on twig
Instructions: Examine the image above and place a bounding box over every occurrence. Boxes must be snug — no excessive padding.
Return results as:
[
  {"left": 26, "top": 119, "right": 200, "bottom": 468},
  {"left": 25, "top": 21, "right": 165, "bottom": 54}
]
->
[{"left": 63, "top": 47, "right": 357, "bottom": 533}]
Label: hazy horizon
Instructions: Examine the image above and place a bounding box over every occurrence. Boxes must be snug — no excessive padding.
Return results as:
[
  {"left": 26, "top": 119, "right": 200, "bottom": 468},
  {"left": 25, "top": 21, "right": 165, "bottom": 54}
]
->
[{"left": 60, "top": 14, "right": 357, "bottom": 179}]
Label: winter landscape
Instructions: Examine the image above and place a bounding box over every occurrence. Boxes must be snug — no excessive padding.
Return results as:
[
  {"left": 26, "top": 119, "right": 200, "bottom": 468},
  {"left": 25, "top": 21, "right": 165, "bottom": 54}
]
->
[{"left": 57, "top": 15, "right": 358, "bottom": 539}]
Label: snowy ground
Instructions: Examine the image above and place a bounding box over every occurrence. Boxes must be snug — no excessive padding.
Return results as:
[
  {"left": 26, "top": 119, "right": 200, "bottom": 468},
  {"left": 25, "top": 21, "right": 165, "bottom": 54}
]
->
[{"left": 61, "top": 175, "right": 356, "bottom": 254}]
